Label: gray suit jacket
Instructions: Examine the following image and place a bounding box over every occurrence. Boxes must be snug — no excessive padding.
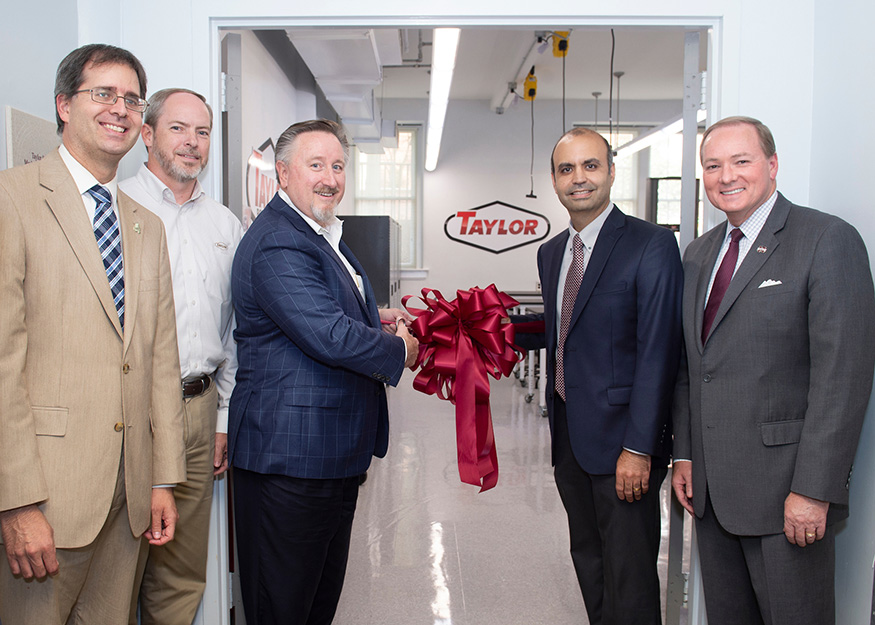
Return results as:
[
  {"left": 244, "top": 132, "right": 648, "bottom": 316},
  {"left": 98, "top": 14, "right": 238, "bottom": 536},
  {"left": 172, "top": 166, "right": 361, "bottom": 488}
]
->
[{"left": 673, "top": 193, "right": 875, "bottom": 536}]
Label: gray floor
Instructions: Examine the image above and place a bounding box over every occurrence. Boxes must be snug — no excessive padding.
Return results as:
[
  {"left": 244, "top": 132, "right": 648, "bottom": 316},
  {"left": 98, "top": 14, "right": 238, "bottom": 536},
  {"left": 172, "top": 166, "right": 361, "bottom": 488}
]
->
[{"left": 334, "top": 371, "right": 685, "bottom": 625}]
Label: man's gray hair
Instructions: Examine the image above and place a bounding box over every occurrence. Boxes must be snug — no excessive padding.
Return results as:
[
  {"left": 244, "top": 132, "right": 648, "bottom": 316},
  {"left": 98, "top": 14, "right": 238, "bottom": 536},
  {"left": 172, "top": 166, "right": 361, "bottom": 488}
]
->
[
  {"left": 274, "top": 119, "right": 349, "bottom": 181},
  {"left": 145, "top": 88, "right": 213, "bottom": 130}
]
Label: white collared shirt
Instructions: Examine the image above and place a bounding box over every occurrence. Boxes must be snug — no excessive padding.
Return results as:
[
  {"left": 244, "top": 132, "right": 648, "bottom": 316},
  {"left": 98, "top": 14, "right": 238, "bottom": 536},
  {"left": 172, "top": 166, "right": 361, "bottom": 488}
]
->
[
  {"left": 555, "top": 203, "right": 614, "bottom": 334},
  {"left": 277, "top": 189, "right": 365, "bottom": 301},
  {"left": 58, "top": 144, "right": 119, "bottom": 222},
  {"left": 705, "top": 191, "right": 778, "bottom": 304},
  {"left": 120, "top": 164, "right": 243, "bottom": 433}
]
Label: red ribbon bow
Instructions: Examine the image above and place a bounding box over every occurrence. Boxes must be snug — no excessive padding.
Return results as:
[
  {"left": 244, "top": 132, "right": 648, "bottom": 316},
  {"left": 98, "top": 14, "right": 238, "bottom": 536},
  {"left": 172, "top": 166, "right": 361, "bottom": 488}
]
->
[{"left": 403, "top": 285, "right": 524, "bottom": 491}]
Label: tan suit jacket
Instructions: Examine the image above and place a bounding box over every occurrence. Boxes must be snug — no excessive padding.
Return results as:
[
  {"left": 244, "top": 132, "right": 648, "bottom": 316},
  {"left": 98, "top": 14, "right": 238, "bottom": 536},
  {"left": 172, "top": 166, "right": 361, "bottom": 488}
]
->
[{"left": 0, "top": 149, "right": 186, "bottom": 549}]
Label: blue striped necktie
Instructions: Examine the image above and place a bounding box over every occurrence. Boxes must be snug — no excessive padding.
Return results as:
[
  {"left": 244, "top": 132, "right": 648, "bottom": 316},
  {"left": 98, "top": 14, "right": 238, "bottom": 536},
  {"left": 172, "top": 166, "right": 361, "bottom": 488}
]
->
[{"left": 87, "top": 185, "right": 125, "bottom": 328}]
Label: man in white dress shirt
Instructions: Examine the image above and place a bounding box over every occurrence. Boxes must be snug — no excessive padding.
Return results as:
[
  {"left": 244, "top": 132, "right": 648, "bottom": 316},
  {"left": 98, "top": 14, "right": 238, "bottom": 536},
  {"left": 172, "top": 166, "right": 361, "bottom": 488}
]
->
[{"left": 120, "top": 88, "right": 243, "bottom": 625}]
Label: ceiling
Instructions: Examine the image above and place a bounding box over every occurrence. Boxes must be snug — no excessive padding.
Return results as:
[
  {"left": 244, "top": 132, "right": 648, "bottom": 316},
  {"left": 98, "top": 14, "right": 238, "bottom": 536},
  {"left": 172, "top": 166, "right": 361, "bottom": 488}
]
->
[{"left": 284, "top": 26, "right": 705, "bottom": 149}]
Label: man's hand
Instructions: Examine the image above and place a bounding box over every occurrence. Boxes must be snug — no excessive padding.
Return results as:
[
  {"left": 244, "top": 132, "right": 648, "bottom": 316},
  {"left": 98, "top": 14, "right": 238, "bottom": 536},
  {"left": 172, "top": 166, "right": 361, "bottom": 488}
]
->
[
  {"left": 784, "top": 492, "right": 829, "bottom": 547},
  {"left": 0, "top": 504, "right": 58, "bottom": 579},
  {"left": 671, "top": 460, "right": 694, "bottom": 515},
  {"left": 146, "top": 487, "right": 179, "bottom": 546},
  {"left": 214, "top": 432, "right": 229, "bottom": 476},
  {"left": 396, "top": 321, "right": 419, "bottom": 369},
  {"left": 615, "top": 450, "right": 651, "bottom": 502},
  {"left": 379, "top": 307, "right": 414, "bottom": 333}
]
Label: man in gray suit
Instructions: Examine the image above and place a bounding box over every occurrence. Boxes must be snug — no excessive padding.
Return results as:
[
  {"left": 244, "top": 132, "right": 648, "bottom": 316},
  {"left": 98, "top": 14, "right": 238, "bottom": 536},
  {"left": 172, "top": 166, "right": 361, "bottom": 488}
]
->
[{"left": 671, "top": 116, "right": 875, "bottom": 625}]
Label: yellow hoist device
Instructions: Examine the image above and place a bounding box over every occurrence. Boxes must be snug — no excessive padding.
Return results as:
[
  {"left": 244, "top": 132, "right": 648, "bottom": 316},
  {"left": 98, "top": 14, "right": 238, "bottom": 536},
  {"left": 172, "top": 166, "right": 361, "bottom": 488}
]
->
[{"left": 523, "top": 66, "right": 537, "bottom": 101}]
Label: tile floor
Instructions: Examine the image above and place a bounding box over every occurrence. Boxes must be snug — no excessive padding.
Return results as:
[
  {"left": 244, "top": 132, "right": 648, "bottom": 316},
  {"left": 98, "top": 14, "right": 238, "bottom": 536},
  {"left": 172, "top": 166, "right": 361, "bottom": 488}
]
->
[{"left": 334, "top": 371, "right": 687, "bottom": 625}]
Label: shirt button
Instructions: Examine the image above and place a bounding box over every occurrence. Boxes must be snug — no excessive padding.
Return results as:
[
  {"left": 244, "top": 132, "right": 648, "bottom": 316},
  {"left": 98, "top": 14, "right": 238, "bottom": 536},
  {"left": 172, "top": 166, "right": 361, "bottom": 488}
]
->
[
  {"left": 114, "top": 422, "right": 124, "bottom": 432},
  {"left": 703, "top": 374, "right": 712, "bottom": 383}
]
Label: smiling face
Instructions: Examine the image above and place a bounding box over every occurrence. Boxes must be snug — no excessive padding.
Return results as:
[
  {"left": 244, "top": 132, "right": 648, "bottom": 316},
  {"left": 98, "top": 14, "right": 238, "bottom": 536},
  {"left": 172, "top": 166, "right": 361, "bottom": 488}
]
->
[
  {"left": 143, "top": 92, "right": 211, "bottom": 184},
  {"left": 701, "top": 122, "right": 778, "bottom": 226},
  {"left": 551, "top": 131, "right": 615, "bottom": 231},
  {"left": 56, "top": 61, "right": 143, "bottom": 181},
  {"left": 276, "top": 131, "right": 346, "bottom": 226}
]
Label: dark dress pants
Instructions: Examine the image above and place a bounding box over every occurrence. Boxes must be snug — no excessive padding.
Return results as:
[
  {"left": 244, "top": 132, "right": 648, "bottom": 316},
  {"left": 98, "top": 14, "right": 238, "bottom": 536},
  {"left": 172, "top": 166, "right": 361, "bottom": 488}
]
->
[
  {"left": 553, "top": 398, "right": 665, "bottom": 625},
  {"left": 695, "top": 489, "right": 835, "bottom": 625},
  {"left": 233, "top": 467, "right": 361, "bottom": 625}
]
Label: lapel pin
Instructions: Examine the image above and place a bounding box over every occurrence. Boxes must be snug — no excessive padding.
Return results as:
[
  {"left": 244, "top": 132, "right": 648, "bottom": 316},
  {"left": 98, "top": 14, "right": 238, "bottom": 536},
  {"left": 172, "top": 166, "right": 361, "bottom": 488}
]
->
[
  {"left": 757, "top": 246, "right": 767, "bottom": 253},
  {"left": 133, "top": 223, "right": 141, "bottom": 234}
]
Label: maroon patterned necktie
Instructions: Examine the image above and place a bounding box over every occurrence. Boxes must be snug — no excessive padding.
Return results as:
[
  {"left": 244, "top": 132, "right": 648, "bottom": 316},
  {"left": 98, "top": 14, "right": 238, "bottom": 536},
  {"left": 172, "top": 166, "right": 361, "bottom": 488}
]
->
[
  {"left": 556, "top": 234, "right": 585, "bottom": 400},
  {"left": 702, "top": 228, "right": 743, "bottom": 343}
]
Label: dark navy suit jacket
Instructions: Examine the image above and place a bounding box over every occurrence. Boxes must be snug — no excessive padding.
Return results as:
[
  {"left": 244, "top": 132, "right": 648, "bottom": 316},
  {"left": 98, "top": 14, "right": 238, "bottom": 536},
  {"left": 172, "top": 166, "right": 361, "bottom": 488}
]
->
[
  {"left": 229, "top": 194, "right": 405, "bottom": 479},
  {"left": 534, "top": 206, "right": 683, "bottom": 474}
]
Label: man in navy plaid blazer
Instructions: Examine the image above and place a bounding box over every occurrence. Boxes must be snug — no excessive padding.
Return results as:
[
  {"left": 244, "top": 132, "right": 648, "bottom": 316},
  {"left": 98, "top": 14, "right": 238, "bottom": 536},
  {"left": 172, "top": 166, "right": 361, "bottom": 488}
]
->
[{"left": 229, "top": 119, "right": 418, "bottom": 625}]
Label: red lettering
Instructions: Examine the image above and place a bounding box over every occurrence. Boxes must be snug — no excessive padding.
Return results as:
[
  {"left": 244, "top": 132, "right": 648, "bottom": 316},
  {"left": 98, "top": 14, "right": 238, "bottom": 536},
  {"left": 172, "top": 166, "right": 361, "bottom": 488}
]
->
[
  {"left": 483, "top": 219, "right": 498, "bottom": 234},
  {"left": 524, "top": 220, "right": 538, "bottom": 235},
  {"left": 497, "top": 220, "right": 508, "bottom": 235},
  {"left": 469, "top": 220, "right": 484, "bottom": 235},
  {"left": 457, "top": 211, "right": 477, "bottom": 235},
  {"left": 509, "top": 220, "right": 523, "bottom": 234}
]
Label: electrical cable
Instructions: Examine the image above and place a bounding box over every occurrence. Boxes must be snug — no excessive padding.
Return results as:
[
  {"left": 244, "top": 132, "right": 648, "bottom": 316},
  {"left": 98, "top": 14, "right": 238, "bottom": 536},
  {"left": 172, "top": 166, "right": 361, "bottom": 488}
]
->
[
  {"left": 609, "top": 29, "right": 615, "bottom": 146},
  {"left": 527, "top": 97, "right": 537, "bottom": 198},
  {"left": 562, "top": 53, "right": 567, "bottom": 133}
]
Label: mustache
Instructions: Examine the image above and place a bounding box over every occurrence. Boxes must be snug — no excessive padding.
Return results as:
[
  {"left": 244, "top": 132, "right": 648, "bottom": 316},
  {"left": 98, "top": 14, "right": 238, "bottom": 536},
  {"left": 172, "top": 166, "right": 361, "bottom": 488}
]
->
[
  {"left": 315, "top": 186, "right": 339, "bottom": 195},
  {"left": 176, "top": 150, "right": 201, "bottom": 159}
]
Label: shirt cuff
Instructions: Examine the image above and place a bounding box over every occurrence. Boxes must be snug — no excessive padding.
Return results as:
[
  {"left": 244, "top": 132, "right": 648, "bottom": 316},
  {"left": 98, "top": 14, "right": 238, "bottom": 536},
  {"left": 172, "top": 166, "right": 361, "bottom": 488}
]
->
[
  {"left": 216, "top": 406, "right": 229, "bottom": 434},
  {"left": 622, "top": 447, "right": 647, "bottom": 456}
]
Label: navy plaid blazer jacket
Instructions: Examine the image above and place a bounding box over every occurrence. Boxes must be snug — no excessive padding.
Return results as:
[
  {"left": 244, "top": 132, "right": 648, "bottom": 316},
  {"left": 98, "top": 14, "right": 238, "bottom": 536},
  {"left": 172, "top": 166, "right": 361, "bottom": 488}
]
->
[{"left": 229, "top": 194, "right": 405, "bottom": 479}]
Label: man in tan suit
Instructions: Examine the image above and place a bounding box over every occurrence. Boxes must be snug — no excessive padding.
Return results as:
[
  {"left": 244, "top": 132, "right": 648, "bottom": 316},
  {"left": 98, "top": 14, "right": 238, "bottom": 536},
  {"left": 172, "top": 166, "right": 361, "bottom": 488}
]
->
[{"left": 0, "top": 44, "right": 186, "bottom": 624}]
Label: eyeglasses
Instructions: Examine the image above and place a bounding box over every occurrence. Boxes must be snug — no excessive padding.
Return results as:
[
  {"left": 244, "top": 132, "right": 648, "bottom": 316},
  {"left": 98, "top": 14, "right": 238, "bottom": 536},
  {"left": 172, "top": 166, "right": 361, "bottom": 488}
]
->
[{"left": 73, "top": 88, "right": 148, "bottom": 113}]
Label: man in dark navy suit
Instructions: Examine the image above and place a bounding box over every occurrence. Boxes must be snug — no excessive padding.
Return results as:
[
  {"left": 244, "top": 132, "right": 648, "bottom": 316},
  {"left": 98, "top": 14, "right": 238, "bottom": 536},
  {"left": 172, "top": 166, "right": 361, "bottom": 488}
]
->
[
  {"left": 229, "top": 119, "right": 418, "bottom": 625},
  {"left": 518, "top": 127, "right": 683, "bottom": 624}
]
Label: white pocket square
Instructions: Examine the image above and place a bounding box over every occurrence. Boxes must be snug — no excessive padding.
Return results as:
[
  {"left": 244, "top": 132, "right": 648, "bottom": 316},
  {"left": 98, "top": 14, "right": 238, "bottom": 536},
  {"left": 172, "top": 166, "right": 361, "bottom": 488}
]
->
[{"left": 758, "top": 279, "right": 783, "bottom": 288}]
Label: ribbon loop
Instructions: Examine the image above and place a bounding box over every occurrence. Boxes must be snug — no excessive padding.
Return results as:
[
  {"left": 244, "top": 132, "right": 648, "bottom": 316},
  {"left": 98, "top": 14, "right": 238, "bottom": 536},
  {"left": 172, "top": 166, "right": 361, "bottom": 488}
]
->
[{"left": 404, "top": 284, "right": 524, "bottom": 491}]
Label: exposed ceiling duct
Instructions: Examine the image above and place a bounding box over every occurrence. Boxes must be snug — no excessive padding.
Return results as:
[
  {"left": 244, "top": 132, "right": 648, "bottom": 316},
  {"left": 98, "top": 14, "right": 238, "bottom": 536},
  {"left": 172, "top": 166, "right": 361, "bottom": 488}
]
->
[{"left": 285, "top": 28, "right": 402, "bottom": 152}]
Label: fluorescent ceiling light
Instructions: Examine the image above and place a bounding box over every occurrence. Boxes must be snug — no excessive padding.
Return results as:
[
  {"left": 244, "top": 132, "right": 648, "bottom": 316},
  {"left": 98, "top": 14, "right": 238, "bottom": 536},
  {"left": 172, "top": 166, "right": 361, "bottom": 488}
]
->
[
  {"left": 424, "top": 28, "right": 461, "bottom": 172},
  {"left": 614, "top": 109, "right": 707, "bottom": 159}
]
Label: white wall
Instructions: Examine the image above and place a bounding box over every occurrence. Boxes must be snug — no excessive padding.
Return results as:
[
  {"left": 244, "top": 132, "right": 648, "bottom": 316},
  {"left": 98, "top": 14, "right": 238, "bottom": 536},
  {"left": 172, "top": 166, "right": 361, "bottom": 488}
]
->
[
  {"left": 236, "top": 29, "right": 305, "bottom": 212},
  {"left": 0, "top": 4, "right": 77, "bottom": 171},
  {"left": 382, "top": 97, "right": 686, "bottom": 297},
  {"left": 810, "top": 2, "right": 875, "bottom": 623}
]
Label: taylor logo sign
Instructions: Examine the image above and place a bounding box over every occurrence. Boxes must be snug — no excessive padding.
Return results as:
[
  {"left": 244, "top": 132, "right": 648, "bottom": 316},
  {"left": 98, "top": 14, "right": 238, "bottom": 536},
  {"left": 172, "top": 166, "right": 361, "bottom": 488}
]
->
[{"left": 444, "top": 201, "right": 550, "bottom": 254}]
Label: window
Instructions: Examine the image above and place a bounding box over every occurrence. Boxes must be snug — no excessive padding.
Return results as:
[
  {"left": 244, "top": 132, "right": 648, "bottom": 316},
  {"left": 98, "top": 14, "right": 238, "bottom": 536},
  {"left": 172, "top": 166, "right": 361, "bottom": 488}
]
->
[
  {"left": 602, "top": 130, "right": 638, "bottom": 216},
  {"left": 354, "top": 126, "right": 420, "bottom": 267},
  {"left": 649, "top": 131, "right": 705, "bottom": 236}
]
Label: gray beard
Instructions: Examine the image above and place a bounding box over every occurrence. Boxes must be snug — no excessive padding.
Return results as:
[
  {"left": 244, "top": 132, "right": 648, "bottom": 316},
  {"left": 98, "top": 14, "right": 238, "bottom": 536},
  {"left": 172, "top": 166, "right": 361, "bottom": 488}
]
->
[
  {"left": 153, "top": 146, "right": 205, "bottom": 183},
  {"left": 311, "top": 204, "right": 336, "bottom": 226}
]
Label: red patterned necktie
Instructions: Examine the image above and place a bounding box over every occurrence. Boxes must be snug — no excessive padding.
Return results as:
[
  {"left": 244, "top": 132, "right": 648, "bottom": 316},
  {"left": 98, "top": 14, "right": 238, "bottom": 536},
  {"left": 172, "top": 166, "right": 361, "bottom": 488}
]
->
[
  {"left": 702, "top": 228, "right": 743, "bottom": 343},
  {"left": 556, "top": 233, "right": 585, "bottom": 401}
]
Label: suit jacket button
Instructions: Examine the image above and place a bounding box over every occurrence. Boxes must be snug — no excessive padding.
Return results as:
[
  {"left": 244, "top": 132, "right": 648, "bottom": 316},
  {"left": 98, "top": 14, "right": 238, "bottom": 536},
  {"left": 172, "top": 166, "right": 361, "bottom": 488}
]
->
[
  {"left": 114, "top": 422, "right": 124, "bottom": 432},
  {"left": 703, "top": 374, "right": 712, "bottom": 383},
  {"left": 122, "top": 363, "right": 131, "bottom": 373}
]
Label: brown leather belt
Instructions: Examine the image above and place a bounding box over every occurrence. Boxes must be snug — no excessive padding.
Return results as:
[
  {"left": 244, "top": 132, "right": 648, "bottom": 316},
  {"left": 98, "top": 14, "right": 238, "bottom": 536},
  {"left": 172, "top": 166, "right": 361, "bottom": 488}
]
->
[{"left": 182, "top": 374, "right": 212, "bottom": 399}]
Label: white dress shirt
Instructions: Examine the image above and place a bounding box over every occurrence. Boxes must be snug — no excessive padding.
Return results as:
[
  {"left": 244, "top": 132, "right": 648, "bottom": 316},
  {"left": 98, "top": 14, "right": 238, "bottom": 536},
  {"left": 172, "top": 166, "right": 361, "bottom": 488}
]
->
[
  {"left": 120, "top": 165, "right": 243, "bottom": 433},
  {"left": 59, "top": 144, "right": 120, "bottom": 220},
  {"left": 555, "top": 203, "right": 614, "bottom": 334},
  {"left": 277, "top": 189, "right": 366, "bottom": 301},
  {"left": 704, "top": 191, "right": 777, "bottom": 303}
]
